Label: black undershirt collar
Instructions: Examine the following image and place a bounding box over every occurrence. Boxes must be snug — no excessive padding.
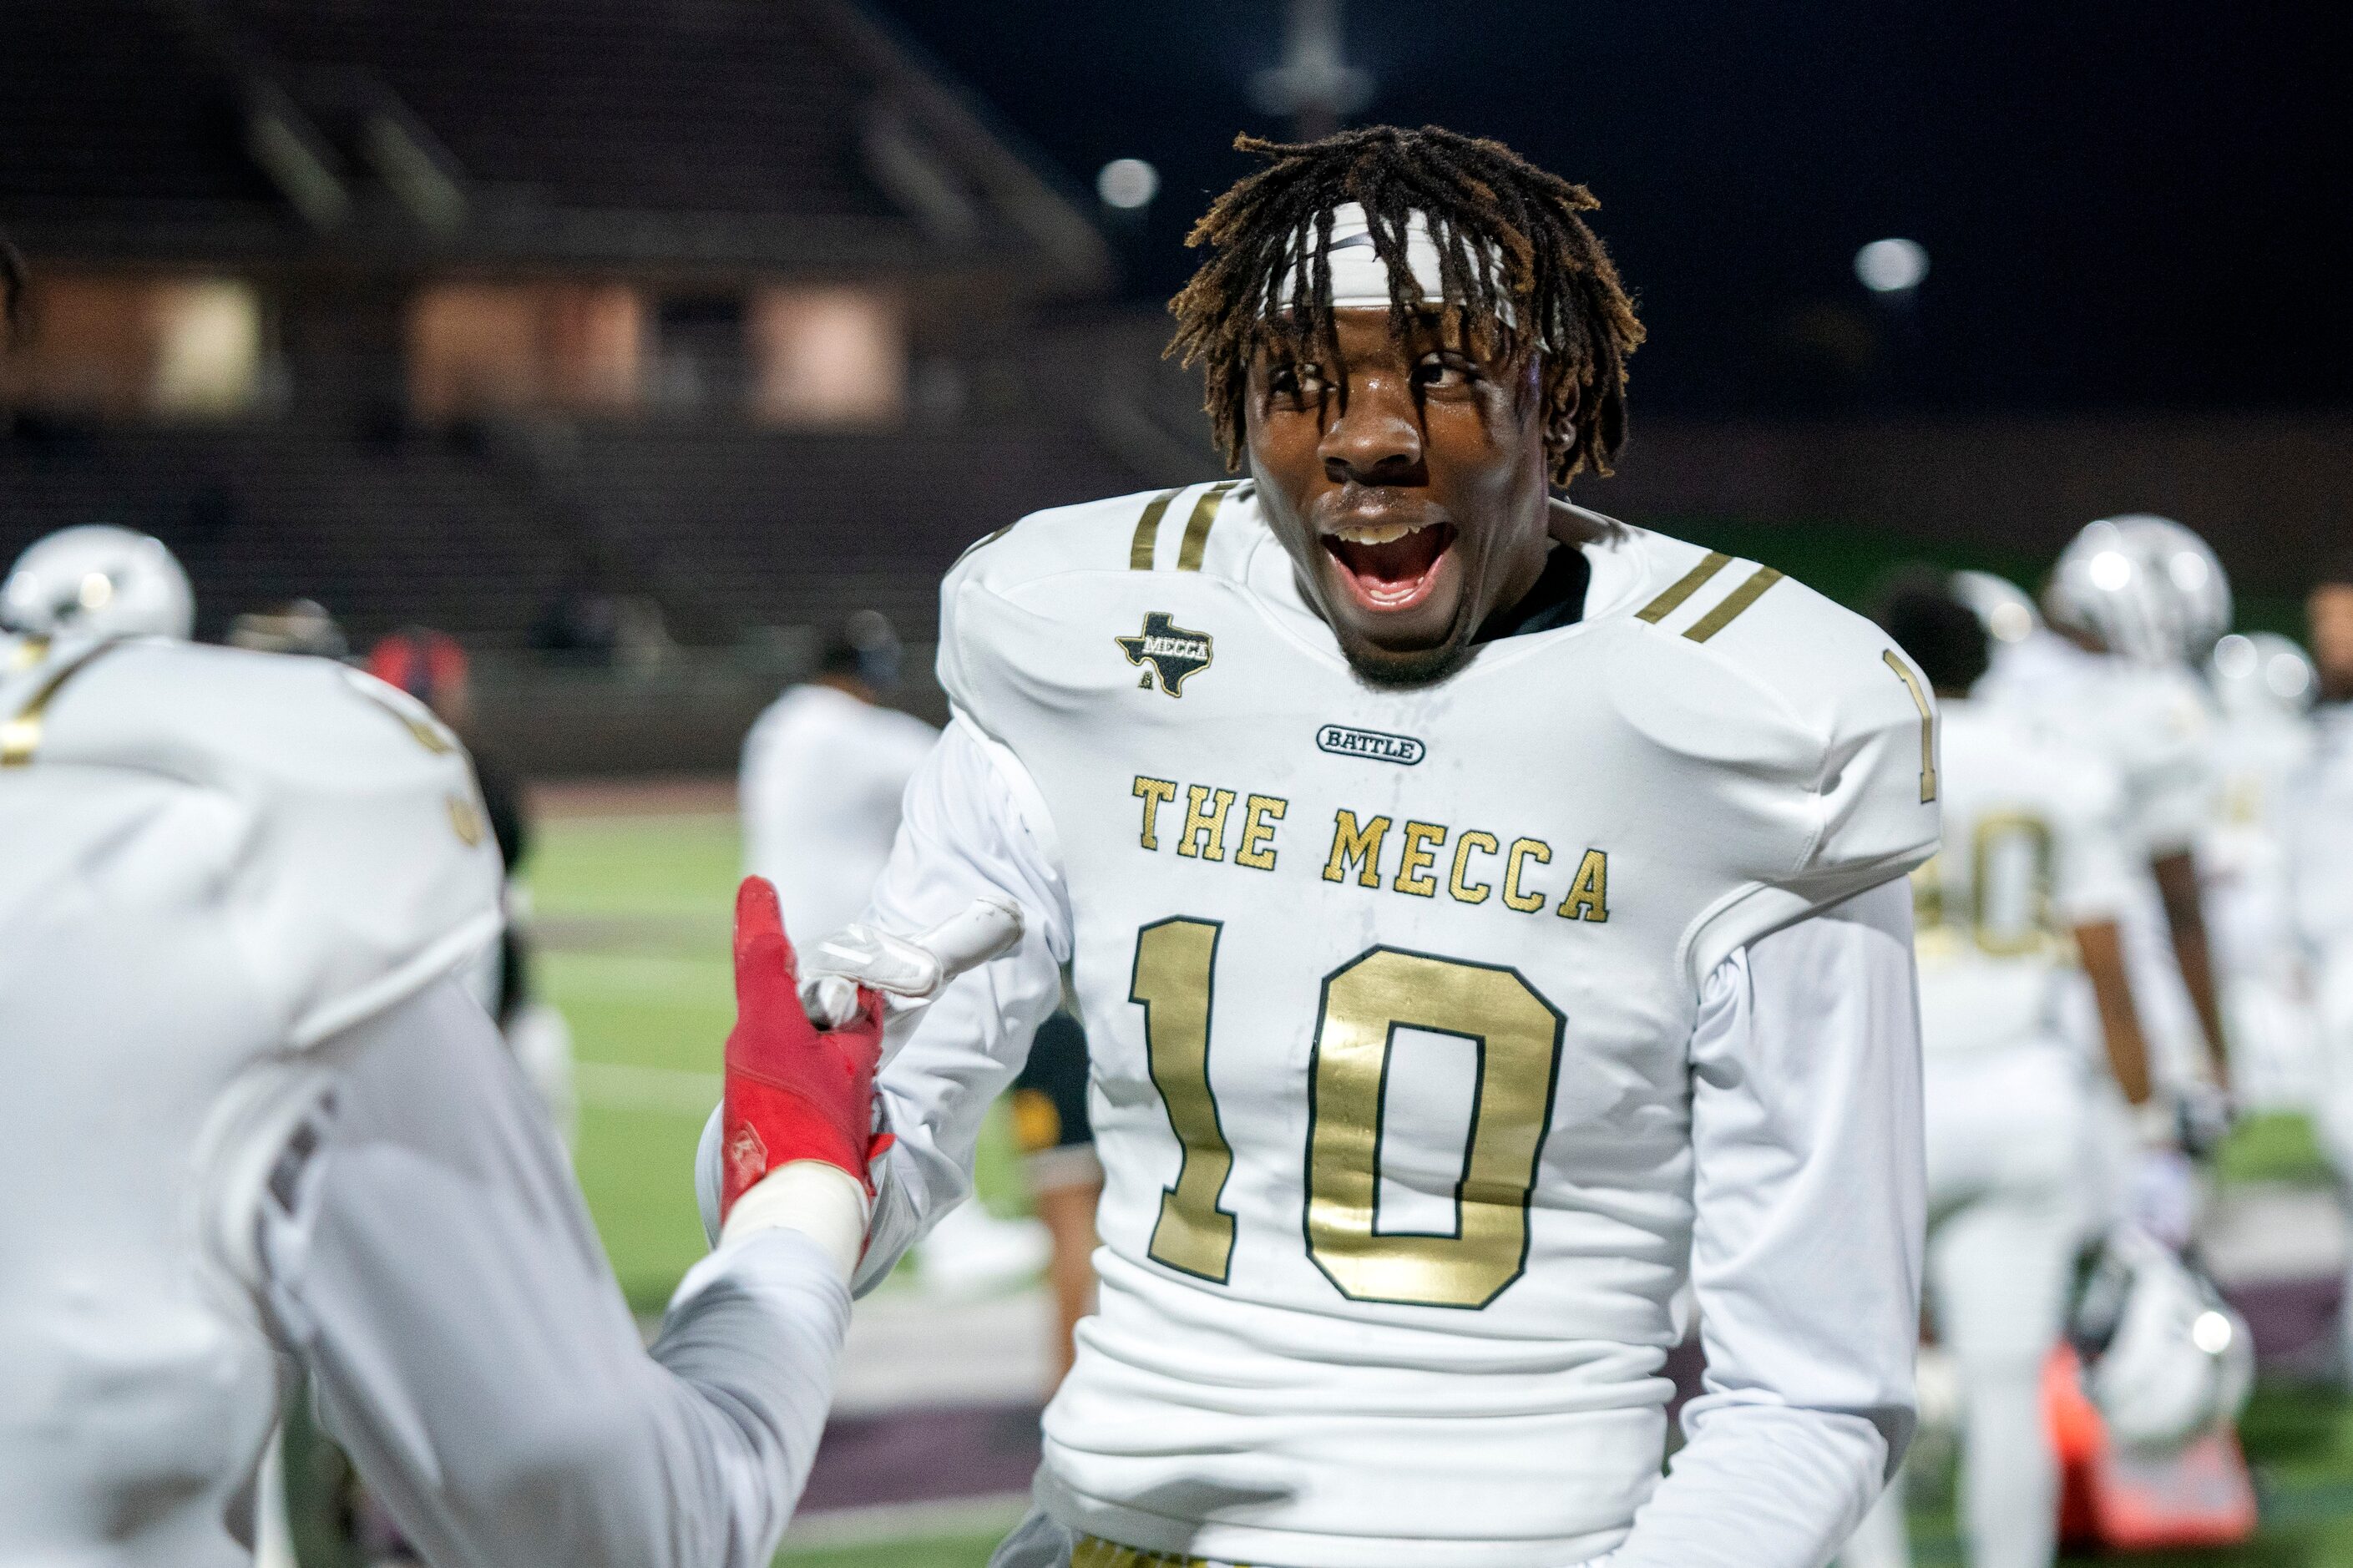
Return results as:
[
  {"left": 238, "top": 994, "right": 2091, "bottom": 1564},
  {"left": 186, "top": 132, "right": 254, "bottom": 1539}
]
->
[{"left": 1475, "top": 544, "right": 1591, "bottom": 642}]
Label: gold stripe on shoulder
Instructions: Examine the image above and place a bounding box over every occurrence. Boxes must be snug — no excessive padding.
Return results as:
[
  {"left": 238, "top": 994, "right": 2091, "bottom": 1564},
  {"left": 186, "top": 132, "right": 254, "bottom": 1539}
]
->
[
  {"left": 1, "top": 640, "right": 121, "bottom": 767},
  {"left": 1176, "top": 480, "right": 1242, "bottom": 572},
  {"left": 1128, "top": 488, "right": 1185, "bottom": 571},
  {"left": 1684, "top": 566, "right": 1784, "bottom": 643},
  {"left": 8, "top": 635, "right": 51, "bottom": 673},
  {"left": 1635, "top": 550, "right": 1732, "bottom": 624}
]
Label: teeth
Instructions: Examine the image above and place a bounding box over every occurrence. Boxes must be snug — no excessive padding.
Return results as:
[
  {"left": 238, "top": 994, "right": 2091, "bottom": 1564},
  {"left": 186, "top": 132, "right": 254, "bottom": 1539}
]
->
[{"left": 1332, "top": 521, "right": 1422, "bottom": 545}]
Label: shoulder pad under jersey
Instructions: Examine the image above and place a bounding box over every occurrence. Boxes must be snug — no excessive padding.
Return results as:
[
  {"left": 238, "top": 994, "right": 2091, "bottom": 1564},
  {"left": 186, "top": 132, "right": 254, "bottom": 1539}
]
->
[
  {"left": 939, "top": 480, "right": 1255, "bottom": 714},
  {"left": 1589, "top": 529, "right": 1943, "bottom": 966},
  {"left": 2, "top": 637, "right": 503, "bottom": 1047}
]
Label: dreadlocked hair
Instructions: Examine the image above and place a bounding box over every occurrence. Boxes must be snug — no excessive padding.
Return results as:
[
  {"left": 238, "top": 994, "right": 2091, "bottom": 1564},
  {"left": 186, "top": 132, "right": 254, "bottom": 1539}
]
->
[{"left": 1168, "top": 125, "right": 1644, "bottom": 486}]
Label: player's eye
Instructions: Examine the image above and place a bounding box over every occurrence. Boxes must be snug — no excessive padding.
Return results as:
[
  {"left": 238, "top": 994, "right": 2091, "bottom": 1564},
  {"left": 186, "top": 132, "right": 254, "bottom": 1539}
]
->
[
  {"left": 1413, "top": 352, "right": 1476, "bottom": 392},
  {"left": 1267, "top": 362, "right": 1326, "bottom": 398}
]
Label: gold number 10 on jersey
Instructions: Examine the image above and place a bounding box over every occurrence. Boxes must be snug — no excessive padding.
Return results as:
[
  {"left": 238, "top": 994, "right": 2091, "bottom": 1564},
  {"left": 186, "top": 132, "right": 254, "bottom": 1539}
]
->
[{"left": 1131, "top": 919, "right": 1566, "bottom": 1310}]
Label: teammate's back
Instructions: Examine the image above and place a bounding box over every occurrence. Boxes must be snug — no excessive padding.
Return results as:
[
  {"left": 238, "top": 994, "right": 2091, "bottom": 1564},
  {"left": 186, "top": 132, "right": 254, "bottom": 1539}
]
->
[
  {"left": 0, "top": 633, "right": 501, "bottom": 1563},
  {"left": 1914, "top": 698, "right": 2132, "bottom": 1058}
]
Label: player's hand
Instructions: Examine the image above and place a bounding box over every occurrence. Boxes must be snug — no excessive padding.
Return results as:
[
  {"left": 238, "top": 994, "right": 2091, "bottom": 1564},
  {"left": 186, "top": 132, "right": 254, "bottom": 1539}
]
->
[
  {"left": 2173, "top": 1080, "right": 2236, "bottom": 1162},
  {"left": 2128, "top": 1146, "right": 2199, "bottom": 1252},
  {"left": 720, "top": 876, "right": 886, "bottom": 1221},
  {"left": 797, "top": 897, "right": 1026, "bottom": 1029}
]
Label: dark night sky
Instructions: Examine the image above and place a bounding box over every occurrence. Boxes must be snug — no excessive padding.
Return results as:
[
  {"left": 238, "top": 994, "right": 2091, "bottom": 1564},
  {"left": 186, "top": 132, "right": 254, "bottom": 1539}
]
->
[{"left": 867, "top": 0, "right": 2346, "bottom": 417}]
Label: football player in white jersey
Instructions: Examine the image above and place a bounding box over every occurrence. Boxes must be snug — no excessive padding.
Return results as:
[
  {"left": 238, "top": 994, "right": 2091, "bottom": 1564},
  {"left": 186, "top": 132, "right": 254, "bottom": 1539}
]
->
[
  {"left": 2017, "top": 520, "right": 2229, "bottom": 1234},
  {"left": 775, "top": 127, "right": 1940, "bottom": 1567},
  {"left": 0, "top": 619, "right": 962, "bottom": 1565},
  {"left": 2204, "top": 631, "right": 2321, "bottom": 1109},
  {"left": 2290, "top": 559, "right": 2353, "bottom": 1364},
  {"left": 1842, "top": 581, "right": 2156, "bottom": 1568}
]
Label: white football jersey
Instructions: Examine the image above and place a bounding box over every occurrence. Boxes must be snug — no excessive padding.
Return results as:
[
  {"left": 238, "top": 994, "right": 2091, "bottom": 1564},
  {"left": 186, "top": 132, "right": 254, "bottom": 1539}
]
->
[
  {"left": 905, "top": 485, "right": 1938, "bottom": 1564},
  {"left": 740, "top": 683, "right": 939, "bottom": 939},
  {"left": 1980, "top": 632, "right": 2215, "bottom": 1080},
  {"left": 1910, "top": 698, "right": 2134, "bottom": 1057},
  {"left": 0, "top": 632, "right": 502, "bottom": 1565},
  {"left": 2292, "top": 705, "right": 2353, "bottom": 979},
  {"left": 2202, "top": 704, "right": 2321, "bottom": 1106}
]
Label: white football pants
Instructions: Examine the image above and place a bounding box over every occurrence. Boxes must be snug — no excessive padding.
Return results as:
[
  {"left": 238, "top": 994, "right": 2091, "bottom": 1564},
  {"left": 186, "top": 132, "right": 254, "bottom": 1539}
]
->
[{"left": 1843, "top": 1043, "right": 2086, "bottom": 1568}]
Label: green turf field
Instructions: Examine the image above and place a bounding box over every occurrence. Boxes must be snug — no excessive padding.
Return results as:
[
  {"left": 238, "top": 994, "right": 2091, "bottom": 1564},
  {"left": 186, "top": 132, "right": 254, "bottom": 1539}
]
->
[{"left": 535, "top": 806, "right": 2353, "bottom": 1567}]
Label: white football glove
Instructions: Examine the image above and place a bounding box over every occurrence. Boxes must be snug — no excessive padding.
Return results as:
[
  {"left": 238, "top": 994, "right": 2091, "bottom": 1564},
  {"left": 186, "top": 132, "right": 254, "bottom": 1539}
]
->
[{"left": 796, "top": 897, "right": 1025, "bottom": 1029}]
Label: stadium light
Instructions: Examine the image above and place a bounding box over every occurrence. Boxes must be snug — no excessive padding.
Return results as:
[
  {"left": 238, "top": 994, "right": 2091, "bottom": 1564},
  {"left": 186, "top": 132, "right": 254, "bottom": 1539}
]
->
[
  {"left": 1855, "top": 237, "right": 1929, "bottom": 294},
  {"left": 2214, "top": 633, "right": 2258, "bottom": 680},
  {"left": 1097, "top": 159, "right": 1161, "bottom": 212}
]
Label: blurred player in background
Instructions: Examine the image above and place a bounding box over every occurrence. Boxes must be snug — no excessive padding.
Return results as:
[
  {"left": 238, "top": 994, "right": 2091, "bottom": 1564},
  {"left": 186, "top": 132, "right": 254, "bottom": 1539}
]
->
[
  {"left": 368, "top": 625, "right": 577, "bottom": 1142},
  {"left": 795, "top": 126, "right": 1937, "bottom": 1568},
  {"left": 2203, "top": 630, "right": 2323, "bottom": 1110},
  {"left": 227, "top": 598, "right": 350, "bottom": 660},
  {"left": 741, "top": 611, "right": 1085, "bottom": 1330},
  {"left": 743, "top": 610, "right": 939, "bottom": 940},
  {"left": 2027, "top": 518, "right": 2232, "bottom": 1239},
  {"left": 1012, "top": 1004, "right": 1106, "bottom": 1385},
  {"left": 1844, "top": 579, "right": 2155, "bottom": 1568},
  {"left": 2291, "top": 559, "right": 2353, "bottom": 1368}
]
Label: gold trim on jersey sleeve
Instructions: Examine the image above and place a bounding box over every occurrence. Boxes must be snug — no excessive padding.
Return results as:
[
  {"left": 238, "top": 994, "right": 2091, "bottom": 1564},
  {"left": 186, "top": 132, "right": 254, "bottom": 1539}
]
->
[
  {"left": 1634, "top": 550, "right": 1732, "bottom": 624},
  {"left": 0, "top": 641, "right": 119, "bottom": 767},
  {"left": 1683, "top": 566, "right": 1784, "bottom": 643},
  {"left": 1128, "top": 487, "right": 1186, "bottom": 571},
  {"left": 1882, "top": 649, "right": 1938, "bottom": 802},
  {"left": 1176, "top": 480, "right": 1242, "bottom": 571}
]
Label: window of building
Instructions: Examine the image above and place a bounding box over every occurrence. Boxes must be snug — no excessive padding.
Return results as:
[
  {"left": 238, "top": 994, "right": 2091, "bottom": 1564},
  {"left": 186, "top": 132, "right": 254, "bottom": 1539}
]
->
[
  {"left": 3, "top": 275, "right": 264, "bottom": 418},
  {"left": 747, "top": 286, "right": 905, "bottom": 427},
  {"left": 407, "top": 281, "right": 645, "bottom": 421}
]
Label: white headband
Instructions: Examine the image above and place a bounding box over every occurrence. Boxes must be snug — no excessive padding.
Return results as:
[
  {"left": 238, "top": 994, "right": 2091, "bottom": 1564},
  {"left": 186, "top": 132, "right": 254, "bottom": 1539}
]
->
[{"left": 1274, "top": 201, "right": 1514, "bottom": 324}]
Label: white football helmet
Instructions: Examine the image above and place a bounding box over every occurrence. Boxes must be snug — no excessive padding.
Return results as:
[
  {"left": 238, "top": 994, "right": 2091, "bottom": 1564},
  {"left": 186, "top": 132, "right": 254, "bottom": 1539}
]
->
[
  {"left": 1, "top": 524, "right": 194, "bottom": 640},
  {"left": 1950, "top": 569, "right": 2042, "bottom": 647},
  {"left": 2070, "top": 1228, "right": 2254, "bottom": 1452},
  {"left": 2046, "top": 514, "right": 2231, "bottom": 666},
  {"left": 2209, "top": 630, "right": 2316, "bottom": 719}
]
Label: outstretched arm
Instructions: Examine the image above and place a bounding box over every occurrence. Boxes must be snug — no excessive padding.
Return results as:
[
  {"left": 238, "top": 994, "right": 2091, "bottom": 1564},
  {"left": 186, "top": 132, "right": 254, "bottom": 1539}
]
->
[
  {"left": 241, "top": 974, "right": 862, "bottom": 1568},
  {"left": 848, "top": 716, "right": 1073, "bottom": 1292},
  {"left": 1612, "top": 879, "right": 1925, "bottom": 1568}
]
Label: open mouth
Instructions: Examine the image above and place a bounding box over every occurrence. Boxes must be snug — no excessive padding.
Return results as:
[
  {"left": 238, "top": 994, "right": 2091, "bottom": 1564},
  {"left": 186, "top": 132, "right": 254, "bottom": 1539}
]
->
[{"left": 1322, "top": 520, "right": 1458, "bottom": 612}]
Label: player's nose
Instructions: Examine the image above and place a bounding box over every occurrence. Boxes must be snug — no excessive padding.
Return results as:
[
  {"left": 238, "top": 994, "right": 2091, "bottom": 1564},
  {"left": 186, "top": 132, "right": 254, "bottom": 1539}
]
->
[{"left": 1320, "top": 375, "right": 1423, "bottom": 485}]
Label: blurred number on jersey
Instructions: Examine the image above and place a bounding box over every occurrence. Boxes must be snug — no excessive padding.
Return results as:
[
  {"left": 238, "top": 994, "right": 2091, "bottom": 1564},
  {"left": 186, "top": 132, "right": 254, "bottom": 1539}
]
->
[{"left": 1913, "top": 812, "right": 2059, "bottom": 961}]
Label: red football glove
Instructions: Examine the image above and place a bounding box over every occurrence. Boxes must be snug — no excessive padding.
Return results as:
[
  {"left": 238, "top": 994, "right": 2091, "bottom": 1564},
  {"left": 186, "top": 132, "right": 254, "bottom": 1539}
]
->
[{"left": 719, "top": 876, "right": 888, "bottom": 1221}]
